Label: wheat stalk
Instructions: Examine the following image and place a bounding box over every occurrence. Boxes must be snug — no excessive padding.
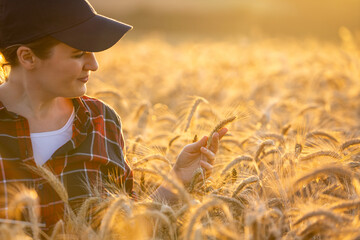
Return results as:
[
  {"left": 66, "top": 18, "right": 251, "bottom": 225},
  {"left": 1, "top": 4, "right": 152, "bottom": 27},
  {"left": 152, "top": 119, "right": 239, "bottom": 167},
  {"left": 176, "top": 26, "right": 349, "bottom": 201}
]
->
[
  {"left": 184, "top": 97, "right": 208, "bottom": 132},
  {"left": 133, "top": 154, "right": 171, "bottom": 167}
]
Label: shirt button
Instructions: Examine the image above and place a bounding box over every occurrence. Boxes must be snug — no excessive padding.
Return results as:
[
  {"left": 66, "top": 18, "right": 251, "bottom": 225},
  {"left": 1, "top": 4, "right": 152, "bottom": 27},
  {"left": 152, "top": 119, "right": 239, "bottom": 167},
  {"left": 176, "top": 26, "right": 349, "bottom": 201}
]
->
[{"left": 37, "top": 184, "right": 43, "bottom": 190}]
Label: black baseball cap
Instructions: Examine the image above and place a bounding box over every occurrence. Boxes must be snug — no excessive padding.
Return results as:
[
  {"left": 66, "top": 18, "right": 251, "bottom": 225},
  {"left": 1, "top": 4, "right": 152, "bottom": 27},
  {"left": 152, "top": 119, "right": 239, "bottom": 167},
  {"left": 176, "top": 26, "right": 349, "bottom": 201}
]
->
[{"left": 0, "top": 0, "right": 132, "bottom": 52}]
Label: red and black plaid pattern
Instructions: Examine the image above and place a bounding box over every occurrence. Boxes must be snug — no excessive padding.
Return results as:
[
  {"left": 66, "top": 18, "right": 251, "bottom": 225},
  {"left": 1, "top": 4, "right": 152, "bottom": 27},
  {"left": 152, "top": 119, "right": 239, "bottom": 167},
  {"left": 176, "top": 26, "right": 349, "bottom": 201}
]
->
[{"left": 0, "top": 96, "right": 133, "bottom": 229}]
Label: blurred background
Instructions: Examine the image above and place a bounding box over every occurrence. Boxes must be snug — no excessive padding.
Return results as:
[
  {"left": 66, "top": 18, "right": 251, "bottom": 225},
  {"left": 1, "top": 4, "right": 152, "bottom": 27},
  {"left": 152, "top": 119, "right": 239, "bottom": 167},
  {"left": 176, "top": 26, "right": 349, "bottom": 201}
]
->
[{"left": 89, "top": 0, "right": 359, "bottom": 42}]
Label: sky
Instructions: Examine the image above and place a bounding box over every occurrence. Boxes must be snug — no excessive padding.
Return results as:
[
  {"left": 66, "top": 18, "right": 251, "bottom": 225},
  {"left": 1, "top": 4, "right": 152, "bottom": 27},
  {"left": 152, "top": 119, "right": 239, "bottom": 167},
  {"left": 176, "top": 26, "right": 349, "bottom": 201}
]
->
[{"left": 89, "top": 0, "right": 360, "bottom": 41}]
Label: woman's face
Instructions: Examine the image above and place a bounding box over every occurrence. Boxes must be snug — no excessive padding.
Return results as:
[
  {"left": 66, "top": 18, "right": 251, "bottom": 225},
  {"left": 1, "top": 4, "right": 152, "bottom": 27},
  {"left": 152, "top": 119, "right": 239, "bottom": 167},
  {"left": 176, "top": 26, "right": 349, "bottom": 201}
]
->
[{"left": 32, "top": 42, "right": 98, "bottom": 98}]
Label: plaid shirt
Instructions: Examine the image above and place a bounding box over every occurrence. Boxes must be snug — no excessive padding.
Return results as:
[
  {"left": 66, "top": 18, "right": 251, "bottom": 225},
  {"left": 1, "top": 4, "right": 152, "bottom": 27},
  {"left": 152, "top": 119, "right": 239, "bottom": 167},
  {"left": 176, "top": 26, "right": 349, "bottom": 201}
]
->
[{"left": 0, "top": 95, "right": 133, "bottom": 229}]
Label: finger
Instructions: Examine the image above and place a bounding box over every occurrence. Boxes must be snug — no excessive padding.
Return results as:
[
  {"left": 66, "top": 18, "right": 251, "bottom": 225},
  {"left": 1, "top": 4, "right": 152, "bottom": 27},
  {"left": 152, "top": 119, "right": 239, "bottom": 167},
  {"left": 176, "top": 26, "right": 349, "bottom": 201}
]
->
[
  {"left": 208, "top": 132, "right": 219, "bottom": 154},
  {"left": 201, "top": 147, "right": 216, "bottom": 165},
  {"left": 218, "top": 128, "right": 228, "bottom": 140},
  {"left": 185, "top": 136, "right": 208, "bottom": 153},
  {"left": 209, "top": 128, "right": 228, "bottom": 153},
  {"left": 200, "top": 160, "right": 213, "bottom": 178}
]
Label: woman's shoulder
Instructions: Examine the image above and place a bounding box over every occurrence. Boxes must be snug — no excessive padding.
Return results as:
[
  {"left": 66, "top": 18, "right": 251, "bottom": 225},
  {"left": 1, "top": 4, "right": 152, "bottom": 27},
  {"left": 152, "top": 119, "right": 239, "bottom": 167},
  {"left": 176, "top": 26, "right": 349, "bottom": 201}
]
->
[{"left": 77, "top": 95, "right": 121, "bottom": 123}]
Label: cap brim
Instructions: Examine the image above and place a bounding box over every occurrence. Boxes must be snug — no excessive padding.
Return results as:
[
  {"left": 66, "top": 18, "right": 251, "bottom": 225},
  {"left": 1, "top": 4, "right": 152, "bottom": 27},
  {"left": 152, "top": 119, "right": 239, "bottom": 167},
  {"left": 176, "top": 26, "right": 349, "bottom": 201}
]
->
[{"left": 51, "top": 15, "right": 132, "bottom": 52}]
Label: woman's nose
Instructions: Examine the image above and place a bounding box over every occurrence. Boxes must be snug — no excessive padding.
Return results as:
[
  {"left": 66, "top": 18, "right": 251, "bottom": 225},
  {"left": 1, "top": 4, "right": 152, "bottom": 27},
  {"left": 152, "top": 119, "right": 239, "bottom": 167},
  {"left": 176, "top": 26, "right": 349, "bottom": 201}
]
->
[{"left": 84, "top": 52, "right": 99, "bottom": 71}]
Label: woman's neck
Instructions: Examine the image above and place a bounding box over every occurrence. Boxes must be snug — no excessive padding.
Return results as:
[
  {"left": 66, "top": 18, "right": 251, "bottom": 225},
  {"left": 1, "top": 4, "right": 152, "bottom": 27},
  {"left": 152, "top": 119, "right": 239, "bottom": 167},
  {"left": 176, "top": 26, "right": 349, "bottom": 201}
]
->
[{"left": 0, "top": 70, "right": 72, "bottom": 120}]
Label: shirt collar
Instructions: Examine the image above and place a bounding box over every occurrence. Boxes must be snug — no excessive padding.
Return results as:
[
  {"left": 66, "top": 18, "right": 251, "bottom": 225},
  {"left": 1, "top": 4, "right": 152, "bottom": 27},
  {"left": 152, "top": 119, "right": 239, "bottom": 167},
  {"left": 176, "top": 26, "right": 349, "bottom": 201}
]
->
[
  {"left": 72, "top": 97, "right": 91, "bottom": 125},
  {"left": 0, "top": 100, "right": 20, "bottom": 119},
  {"left": 69, "top": 97, "right": 92, "bottom": 149}
]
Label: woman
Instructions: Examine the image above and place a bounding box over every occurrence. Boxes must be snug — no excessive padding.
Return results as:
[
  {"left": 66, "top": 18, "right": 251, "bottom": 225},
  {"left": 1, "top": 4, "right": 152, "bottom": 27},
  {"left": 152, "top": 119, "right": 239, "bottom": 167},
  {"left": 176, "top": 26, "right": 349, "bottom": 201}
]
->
[{"left": 0, "top": 0, "right": 227, "bottom": 230}]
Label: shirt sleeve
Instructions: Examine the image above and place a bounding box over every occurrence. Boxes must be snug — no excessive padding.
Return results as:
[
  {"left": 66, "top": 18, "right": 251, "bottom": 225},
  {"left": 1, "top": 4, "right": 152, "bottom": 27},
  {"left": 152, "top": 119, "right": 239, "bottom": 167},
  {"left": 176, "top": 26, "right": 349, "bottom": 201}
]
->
[{"left": 100, "top": 103, "right": 134, "bottom": 197}]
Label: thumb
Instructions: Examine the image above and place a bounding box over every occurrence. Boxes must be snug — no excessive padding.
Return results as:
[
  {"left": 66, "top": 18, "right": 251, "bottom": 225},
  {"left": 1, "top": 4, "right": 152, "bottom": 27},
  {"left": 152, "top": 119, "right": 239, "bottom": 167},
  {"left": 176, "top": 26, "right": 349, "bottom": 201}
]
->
[{"left": 186, "top": 136, "right": 208, "bottom": 152}]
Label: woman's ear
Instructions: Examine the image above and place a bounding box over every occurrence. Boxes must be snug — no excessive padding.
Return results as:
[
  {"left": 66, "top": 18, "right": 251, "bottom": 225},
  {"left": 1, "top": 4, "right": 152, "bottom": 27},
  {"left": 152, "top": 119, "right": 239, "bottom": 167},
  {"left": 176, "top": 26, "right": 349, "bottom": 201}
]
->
[{"left": 16, "top": 46, "right": 36, "bottom": 70}]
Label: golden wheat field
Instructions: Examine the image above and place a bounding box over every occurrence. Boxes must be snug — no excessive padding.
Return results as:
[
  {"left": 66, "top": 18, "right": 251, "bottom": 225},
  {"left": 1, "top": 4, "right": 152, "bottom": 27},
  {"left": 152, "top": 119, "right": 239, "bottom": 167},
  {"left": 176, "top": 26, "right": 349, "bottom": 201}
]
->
[{"left": 2, "top": 28, "right": 360, "bottom": 240}]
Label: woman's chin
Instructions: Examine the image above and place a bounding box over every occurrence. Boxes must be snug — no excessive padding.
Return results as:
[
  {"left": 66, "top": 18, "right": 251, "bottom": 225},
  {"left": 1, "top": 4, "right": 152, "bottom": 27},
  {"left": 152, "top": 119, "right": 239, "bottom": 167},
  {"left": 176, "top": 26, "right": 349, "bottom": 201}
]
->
[{"left": 66, "top": 86, "right": 87, "bottom": 98}]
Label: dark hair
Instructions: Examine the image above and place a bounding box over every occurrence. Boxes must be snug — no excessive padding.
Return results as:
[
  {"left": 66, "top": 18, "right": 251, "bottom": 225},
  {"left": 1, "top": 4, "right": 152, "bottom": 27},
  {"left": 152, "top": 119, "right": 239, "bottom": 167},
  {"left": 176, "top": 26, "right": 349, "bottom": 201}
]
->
[{"left": 0, "top": 36, "right": 60, "bottom": 82}]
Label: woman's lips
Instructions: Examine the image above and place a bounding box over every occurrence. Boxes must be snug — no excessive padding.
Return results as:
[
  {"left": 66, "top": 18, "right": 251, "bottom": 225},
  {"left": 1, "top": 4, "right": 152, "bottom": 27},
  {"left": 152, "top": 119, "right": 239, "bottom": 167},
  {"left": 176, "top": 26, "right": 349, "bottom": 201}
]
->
[{"left": 77, "top": 76, "right": 89, "bottom": 83}]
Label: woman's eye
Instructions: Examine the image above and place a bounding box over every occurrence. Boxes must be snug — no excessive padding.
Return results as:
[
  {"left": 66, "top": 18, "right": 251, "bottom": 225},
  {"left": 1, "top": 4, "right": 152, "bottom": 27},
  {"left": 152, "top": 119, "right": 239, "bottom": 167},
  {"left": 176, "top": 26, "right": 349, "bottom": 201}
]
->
[{"left": 74, "top": 52, "right": 85, "bottom": 58}]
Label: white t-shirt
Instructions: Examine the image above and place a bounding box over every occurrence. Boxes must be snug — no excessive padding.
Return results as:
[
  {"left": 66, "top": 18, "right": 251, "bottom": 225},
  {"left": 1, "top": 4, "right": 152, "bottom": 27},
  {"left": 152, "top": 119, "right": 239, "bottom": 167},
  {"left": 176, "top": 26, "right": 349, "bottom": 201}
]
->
[{"left": 30, "top": 108, "right": 75, "bottom": 165}]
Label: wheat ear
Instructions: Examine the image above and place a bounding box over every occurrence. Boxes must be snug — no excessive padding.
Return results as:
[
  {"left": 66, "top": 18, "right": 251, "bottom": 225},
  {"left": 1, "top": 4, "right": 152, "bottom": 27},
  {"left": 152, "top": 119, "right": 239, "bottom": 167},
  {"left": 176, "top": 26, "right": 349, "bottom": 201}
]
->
[
  {"left": 221, "top": 155, "right": 253, "bottom": 176},
  {"left": 294, "top": 166, "right": 353, "bottom": 187},
  {"left": 76, "top": 197, "right": 100, "bottom": 224},
  {"left": 50, "top": 220, "right": 64, "bottom": 240},
  {"left": 330, "top": 199, "right": 360, "bottom": 210},
  {"left": 168, "top": 135, "right": 180, "bottom": 148},
  {"left": 184, "top": 199, "right": 220, "bottom": 240},
  {"left": 294, "top": 143, "right": 303, "bottom": 157},
  {"left": 306, "top": 131, "right": 339, "bottom": 143},
  {"left": 293, "top": 210, "right": 349, "bottom": 225},
  {"left": 175, "top": 203, "right": 190, "bottom": 218},
  {"left": 299, "top": 220, "right": 333, "bottom": 238},
  {"left": 340, "top": 138, "right": 360, "bottom": 151},
  {"left": 259, "top": 133, "right": 285, "bottom": 145},
  {"left": 254, "top": 140, "right": 275, "bottom": 162},
  {"left": 160, "top": 205, "right": 177, "bottom": 223},
  {"left": 26, "top": 165, "right": 70, "bottom": 207},
  {"left": 299, "top": 151, "right": 341, "bottom": 161},
  {"left": 206, "top": 116, "right": 236, "bottom": 148},
  {"left": 232, "top": 176, "right": 259, "bottom": 198},
  {"left": 188, "top": 167, "right": 205, "bottom": 193},
  {"left": 26, "top": 164, "right": 77, "bottom": 224},
  {"left": 137, "top": 210, "right": 175, "bottom": 240},
  {"left": 261, "top": 148, "right": 281, "bottom": 159},
  {"left": 211, "top": 194, "right": 245, "bottom": 209},
  {"left": 153, "top": 166, "right": 191, "bottom": 204},
  {"left": 281, "top": 124, "right": 291, "bottom": 135},
  {"left": 99, "top": 197, "right": 128, "bottom": 239},
  {"left": 8, "top": 189, "right": 40, "bottom": 240},
  {"left": 297, "top": 105, "right": 319, "bottom": 116}
]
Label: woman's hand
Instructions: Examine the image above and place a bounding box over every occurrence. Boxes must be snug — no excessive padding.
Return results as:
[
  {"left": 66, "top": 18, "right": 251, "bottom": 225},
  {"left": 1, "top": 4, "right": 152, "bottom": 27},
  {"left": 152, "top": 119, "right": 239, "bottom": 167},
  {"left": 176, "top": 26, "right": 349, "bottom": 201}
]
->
[{"left": 172, "top": 128, "right": 228, "bottom": 186}]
